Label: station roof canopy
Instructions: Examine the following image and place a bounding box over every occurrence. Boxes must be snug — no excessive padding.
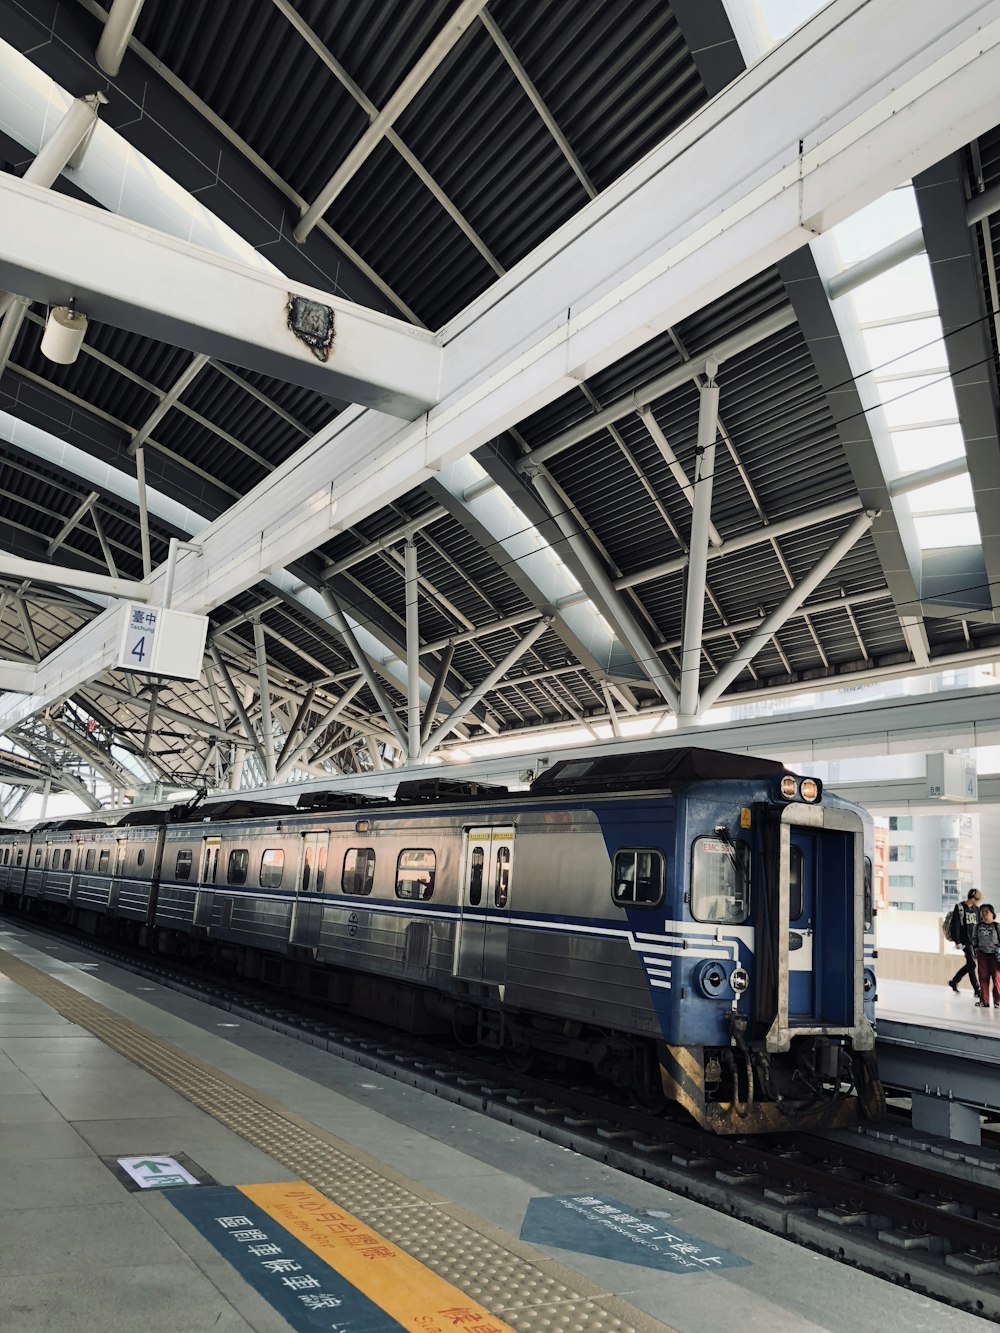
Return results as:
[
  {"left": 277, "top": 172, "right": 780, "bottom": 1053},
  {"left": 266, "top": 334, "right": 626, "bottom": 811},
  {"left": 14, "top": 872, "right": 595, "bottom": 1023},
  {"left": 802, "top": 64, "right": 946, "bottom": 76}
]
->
[{"left": 1, "top": 0, "right": 1000, "bottom": 801}]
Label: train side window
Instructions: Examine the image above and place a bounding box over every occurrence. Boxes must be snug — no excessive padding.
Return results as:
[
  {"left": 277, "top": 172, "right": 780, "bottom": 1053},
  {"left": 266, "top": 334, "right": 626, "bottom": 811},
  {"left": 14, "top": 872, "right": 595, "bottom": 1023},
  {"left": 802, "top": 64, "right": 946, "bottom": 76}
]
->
[
  {"left": 51, "top": 849, "right": 59, "bottom": 869},
  {"left": 494, "top": 845, "right": 511, "bottom": 907},
  {"left": 863, "top": 855, "right": 874, "bottom": 930},
  {"left": 342, "top": 848, "right": 375, "bottom": 896},
  {"left": 175, "top": 849, "right": 193, "bottom": 880},
  {"left": 260, "top": 849, "right": 284, "bottom": 889},
  {"left": 98, "top": 849, "right": 110, "bottom": 873},
  {"left": 84, "top": 848, "right": 94, "bottom": 872},
  {"left": 690, "top": 836, "right": 750, "bottom": 924},
  {"left": 396, "top": 849, "right": 435, "bottom": 901},
  {"left": 33, "top": 849, "right": 42, "bottom": 868},
  {"left": 62, "top": 849, "right": 72, "bottom": 871},
  {"left": 469, "top": 847, "right": 484, "bottom": 906},
  {"left": 137, "top": 849, "right": 145, "bottom": 868},
  {"left": 789, "top": 847, "right": 803, "bottom": 920},
  {"left": 227, "top": 848, "right": 249, "bottom": 886},
  {"left": 612, "top": 849, "right": 664, "bottom": 906},
  {"left": 16, "top": 848, "right": 23, "bottom": 866}
]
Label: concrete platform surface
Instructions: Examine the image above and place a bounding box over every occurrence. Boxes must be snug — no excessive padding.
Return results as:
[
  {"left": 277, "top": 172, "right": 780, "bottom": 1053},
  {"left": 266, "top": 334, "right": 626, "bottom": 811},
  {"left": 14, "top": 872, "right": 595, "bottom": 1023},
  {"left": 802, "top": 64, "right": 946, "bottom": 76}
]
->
[{"left": 0, "top": 922, "right": 988, "bottom": 1333}]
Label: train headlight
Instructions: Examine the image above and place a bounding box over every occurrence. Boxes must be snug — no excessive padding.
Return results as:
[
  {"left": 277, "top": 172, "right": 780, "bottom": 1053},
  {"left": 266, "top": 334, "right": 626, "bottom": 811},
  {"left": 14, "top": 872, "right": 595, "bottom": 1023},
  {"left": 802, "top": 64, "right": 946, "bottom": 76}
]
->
[
  {"left": 800, "top": 778, "right": 820, "bottom": 802},
  {"left": 695, "top": 960, "right": 748, "bottom": 999},
  {"left": 779, "top": 775, "right": 798, "bottom": 799}
]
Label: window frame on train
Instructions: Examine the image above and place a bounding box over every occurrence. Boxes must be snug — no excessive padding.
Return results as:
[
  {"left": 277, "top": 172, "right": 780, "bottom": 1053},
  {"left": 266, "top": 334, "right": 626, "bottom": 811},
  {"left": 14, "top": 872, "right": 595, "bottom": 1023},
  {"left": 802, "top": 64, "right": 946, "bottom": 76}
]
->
[
  {"left": 62, "top": 848, "right": 72, "bottom": 871},
  {"left": 98, "top": 849, "right": 110, "bottom": 874},
  {"left": 612, "top": 848, "right": 664, "bottom": 907},
  {"left": 789, "top": 845, "right": 804, "bottom": 920},
  {"left": 50, "top": 848, "right": 59, "bottom": 870},
  {"left": 395, "top": 849, "right": 435, "bottom": 901},
  {"left": 342, "top": 847, "right": 375, "bottom": 896},
  {"left": 84, "top": 848, "right": 95, "bottom": 872},
  {"left": 33, "top": 849, "right": 42, "bottom": 868},
  {"left": 174, "top": 848, "right": 193, "bottom": 880},
  {"left": 260, "top": 849, "right": 284, "bottom": 889},
  {"left": 690, "top": 835, "right": 750, "bottom": 924},
  {"left": 227, "top": 848, "right": 249, "bottom": 886}
]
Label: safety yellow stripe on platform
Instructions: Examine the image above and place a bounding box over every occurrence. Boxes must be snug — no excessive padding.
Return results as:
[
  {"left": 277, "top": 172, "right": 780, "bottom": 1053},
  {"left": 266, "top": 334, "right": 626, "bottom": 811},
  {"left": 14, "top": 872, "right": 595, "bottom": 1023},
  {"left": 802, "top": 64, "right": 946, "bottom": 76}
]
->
[{"left": 241, "top": 1181, "right": 520, "bottom": 1333}]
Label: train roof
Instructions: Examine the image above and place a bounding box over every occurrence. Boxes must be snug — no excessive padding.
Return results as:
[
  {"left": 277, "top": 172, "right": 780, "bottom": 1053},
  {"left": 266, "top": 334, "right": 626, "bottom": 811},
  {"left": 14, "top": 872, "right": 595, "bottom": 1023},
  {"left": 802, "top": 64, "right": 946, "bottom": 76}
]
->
[{"left": 529, "top": 747, "right": 788, "bottom": 798}]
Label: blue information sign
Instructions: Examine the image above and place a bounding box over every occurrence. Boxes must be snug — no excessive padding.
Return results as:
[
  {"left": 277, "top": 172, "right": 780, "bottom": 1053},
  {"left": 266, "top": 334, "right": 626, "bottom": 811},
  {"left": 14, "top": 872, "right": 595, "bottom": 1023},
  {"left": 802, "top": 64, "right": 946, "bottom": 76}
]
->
[
  {"left": 167, "top": 1185, "right": 404, "bottom": 1330},
  {"left": 520, "top": 1193, "right": 750, "bottom": 1274}
]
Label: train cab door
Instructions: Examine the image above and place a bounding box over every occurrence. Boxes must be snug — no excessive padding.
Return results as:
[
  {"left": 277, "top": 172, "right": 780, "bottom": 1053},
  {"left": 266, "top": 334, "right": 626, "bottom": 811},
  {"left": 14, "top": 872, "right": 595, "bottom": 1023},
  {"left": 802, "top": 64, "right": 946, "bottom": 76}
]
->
[
  {"left": 786, "top": 825, "right": 855, "bottom": 1028},
  {"left": 290, "top": 831, "right": 328, "bottom": 948},
  {"left": 454, "top": 827, "right": 514, "bottom": 984},
  {"left": 194, "top": 837, "right": 220, "bottom": 928}
]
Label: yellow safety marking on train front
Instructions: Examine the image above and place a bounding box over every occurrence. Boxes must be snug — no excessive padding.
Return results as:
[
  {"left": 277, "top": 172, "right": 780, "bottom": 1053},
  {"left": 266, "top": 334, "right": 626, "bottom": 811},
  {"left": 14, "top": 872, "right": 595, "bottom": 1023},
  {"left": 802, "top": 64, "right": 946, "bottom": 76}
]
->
[{"left": 241, "top": 1181, "right": 520, "bottom": 1333}]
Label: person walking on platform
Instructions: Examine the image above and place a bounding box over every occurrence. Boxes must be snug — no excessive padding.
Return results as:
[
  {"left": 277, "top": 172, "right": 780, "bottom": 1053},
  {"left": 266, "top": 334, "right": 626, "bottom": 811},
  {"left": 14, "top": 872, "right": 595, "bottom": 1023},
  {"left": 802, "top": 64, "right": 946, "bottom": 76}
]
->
[
  {"left": 949, "top": 888, "right": 983, "bottom": 999},
  {"left": 973, "top": 903, "right": 1000, "bottom": 1009}
]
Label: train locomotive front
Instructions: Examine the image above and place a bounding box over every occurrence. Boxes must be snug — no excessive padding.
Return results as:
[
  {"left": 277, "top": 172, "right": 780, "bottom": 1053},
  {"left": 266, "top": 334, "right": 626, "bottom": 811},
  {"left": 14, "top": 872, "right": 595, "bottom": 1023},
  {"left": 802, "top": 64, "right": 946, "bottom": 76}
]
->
[{"left": 537, "top": 749, "right": 883, "bottom": 1133}]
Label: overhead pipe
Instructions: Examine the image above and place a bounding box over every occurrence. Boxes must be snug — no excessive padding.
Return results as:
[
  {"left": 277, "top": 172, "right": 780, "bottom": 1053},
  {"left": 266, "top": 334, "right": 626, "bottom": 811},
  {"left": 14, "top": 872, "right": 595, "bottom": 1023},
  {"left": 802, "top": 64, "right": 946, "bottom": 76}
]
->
[
  {"left": 698, "top": 510, "right": 878, "bottom": 712},
  {"left": 252, "top": 618, "right": 276, "bottom": 782},
  {"left": 678, "top": 368, "right": 720, "bottom": 723},
  {"left": 404, "top": 539, "right": 421, "bottom": 762},
  {"left": 826, "top": 228, "right": 926, "bottom": 300},
  {"left": 96, "top": 0, "right": 146, "bottom": 77}
]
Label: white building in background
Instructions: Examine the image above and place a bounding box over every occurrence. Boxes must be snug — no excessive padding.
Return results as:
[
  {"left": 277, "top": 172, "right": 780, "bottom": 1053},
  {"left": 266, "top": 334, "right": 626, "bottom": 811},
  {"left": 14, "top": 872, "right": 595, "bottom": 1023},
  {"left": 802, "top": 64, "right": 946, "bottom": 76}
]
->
[{"left": 881, "top": 811, "right": 974, "bottom": 912}]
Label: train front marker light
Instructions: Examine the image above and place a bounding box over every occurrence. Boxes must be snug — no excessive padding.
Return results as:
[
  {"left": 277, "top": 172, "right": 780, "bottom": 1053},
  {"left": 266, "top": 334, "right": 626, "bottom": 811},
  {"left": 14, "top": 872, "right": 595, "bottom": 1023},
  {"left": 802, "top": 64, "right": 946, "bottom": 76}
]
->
[{"left": 779, "top": 775, "right": 798, "bottom": 800}]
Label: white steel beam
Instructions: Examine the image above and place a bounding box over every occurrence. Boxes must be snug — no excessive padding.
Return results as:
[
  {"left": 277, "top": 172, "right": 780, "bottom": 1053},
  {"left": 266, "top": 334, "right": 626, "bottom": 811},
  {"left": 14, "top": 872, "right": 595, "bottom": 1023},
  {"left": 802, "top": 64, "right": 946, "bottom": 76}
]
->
[
  {"left": 0, "top": 177, "right": 442, "bottom": 418},
  {"left": 252, "top": 618, "right": 276, "bottom": 783},
  {"left": 46, "top": 491, "right": 100, "bottom": 557},
  {"left": 404, "top": 540, "right": 421, "bottom": 762},
  {"left": 678, "top": 376, "right": 720, "bottom": 722},
  {"left": 0, "top": 552, "right": 149, "bottom": 601},
  {"left": 1, "top": 0, "right": 998, "bottom": 738}
]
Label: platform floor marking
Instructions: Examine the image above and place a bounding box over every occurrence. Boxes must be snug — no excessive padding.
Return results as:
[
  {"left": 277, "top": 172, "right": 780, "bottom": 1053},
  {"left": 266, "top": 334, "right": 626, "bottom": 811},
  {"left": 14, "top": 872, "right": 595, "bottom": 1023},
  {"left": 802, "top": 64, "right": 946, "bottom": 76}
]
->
[
  {"left": 0, "top": 943, "right": 676, "bottom": 1333},
  {"left": 243, "top": 1181, "right": 519, "bottom": 1332}
]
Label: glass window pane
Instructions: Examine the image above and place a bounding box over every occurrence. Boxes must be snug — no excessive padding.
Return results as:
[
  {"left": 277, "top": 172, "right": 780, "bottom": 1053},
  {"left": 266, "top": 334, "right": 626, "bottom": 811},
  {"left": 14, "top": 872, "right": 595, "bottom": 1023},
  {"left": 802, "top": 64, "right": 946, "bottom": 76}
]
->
[
  {"left": 396, "top": 849, "right": 435, "bottom": 900},
  {"left": 494, "top": 846, "right": 510, "bottom": 907},
  {"left": 260, "top": 849, "right": 284, "bottom": 889},
  {"left": 691, "top": 837, "right": 750, "bottom": 924},
  {"left": 469, "top": 846, "right": 484, "bottom": 906},
  {"left": 175, "top": 850, "right": 192, "bottom": 880},
  {"left": 342, "top": 848, "right": 375, "bottom": 896},
  {"left": 227, "top": 848, "right": 249, "bottom": 886},
  {"left": 612, "top": 849, "right": 663, "bottom": 907}
]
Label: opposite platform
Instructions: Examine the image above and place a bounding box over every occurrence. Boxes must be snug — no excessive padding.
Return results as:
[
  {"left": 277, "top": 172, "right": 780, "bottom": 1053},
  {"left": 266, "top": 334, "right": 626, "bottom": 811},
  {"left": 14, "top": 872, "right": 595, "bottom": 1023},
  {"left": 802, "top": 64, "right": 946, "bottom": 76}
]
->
[{"left": 0, "top": 923, "right": 986, "bottom": 1333}]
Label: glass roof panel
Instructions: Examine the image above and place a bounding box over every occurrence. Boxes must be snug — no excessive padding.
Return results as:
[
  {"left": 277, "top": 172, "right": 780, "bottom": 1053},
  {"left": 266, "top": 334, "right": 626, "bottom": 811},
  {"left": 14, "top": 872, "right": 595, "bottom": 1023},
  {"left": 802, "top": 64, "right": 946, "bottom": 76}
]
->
[
  {"left": 890, "top": 423, "right": 966, "bottom": 472},
  {"left": 832, "top": 189, "right": 921, "bottom": 266},
  {"left": 907, "top": 474, "right": 975, "bottom": 513},
  {"left": 848, "top": 255, "right": 938, "bottom": 323},
  {"left": 877, "top": 373, "right": 959, "bottom": 429},
  {"left": 862, "top": 317, "right": 948, "bottom": 376},
  {"left": 912, "top": 512, "right": 981, "bottom": 548}
]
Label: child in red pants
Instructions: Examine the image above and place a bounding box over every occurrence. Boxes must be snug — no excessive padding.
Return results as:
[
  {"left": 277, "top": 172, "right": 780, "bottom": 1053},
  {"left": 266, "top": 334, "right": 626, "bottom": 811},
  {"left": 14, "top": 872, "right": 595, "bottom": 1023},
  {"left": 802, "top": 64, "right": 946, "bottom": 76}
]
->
[{"left": 974, "top": 903, "right": 1000, "bottom": 1008}]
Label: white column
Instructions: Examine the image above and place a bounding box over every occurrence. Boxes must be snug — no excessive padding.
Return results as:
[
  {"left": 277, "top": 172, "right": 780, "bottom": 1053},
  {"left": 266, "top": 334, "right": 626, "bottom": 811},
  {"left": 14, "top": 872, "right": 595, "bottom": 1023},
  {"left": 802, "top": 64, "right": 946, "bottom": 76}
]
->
[{"left": 678, "top": 369, "right": 720, "bottom": 724}]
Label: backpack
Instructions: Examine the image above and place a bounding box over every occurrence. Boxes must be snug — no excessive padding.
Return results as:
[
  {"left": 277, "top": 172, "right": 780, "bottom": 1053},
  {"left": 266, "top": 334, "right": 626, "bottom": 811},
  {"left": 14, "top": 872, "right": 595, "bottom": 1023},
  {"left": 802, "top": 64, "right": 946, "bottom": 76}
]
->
[{"left": 945, "top": 906, "right": 962, "bottom": 944}]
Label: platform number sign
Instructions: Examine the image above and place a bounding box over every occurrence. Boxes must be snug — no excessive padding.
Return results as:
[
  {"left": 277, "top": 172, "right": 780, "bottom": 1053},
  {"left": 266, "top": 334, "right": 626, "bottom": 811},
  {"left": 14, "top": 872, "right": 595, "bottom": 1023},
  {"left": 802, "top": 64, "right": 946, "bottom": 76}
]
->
[{"left": 124, "top": 606, "right": 159, "bottom": 669}]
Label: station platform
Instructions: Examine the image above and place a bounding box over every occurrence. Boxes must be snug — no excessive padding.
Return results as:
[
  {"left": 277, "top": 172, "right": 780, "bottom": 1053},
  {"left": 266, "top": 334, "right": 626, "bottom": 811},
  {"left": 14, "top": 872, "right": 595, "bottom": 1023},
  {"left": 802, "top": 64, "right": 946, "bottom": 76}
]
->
[{"left": 0, "top": 924, "right": 985, "bottom": 1333}]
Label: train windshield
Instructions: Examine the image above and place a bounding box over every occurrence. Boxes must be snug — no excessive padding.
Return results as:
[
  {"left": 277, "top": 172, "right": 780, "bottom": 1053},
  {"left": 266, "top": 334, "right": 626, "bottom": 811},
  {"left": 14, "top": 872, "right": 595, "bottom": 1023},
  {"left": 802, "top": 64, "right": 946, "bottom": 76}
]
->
[{"left": 690, "top": 835, "right": 750, "bottom": 923}]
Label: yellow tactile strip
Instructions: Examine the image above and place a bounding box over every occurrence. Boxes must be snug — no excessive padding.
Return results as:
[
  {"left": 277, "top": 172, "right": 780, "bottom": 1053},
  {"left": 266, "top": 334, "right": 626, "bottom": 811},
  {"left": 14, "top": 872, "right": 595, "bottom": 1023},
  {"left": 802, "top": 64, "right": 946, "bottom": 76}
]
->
[{"left": 0, "top": 948, "right": 676, "bottom": 1333}]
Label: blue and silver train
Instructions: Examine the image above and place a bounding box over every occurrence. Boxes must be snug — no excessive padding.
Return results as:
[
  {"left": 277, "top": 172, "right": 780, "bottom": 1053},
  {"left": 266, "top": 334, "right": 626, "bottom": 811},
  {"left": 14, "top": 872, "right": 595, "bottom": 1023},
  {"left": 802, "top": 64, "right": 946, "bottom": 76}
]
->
[{"left": 0, "top": 747, "right": 882, "bottom": 1133}]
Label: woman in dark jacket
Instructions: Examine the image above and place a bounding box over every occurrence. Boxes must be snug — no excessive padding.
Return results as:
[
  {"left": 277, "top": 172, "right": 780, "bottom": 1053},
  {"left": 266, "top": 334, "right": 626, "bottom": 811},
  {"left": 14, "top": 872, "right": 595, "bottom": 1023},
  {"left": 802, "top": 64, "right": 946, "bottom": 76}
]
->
[{"left": 973, "top": 903, "right": 1000, "bottom": 1009}]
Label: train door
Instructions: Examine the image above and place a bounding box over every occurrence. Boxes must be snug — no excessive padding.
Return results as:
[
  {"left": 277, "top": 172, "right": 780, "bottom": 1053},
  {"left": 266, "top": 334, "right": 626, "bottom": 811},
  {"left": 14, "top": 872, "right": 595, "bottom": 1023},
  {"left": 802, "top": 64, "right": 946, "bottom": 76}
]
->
[
  {"left": 194, "top": 837, "right": 221, "bottom": 928},
  {"left": 290, "top": 831, "right": 328, "bottom": 947},
  {"left": 787, "top": 825, "right": 855, "bottom": 1028},
  {"left": 454, "top": 827, "right": 514, "bottom": 984},
  {"left": 110, "top": 838, "right": 127, "bottom": 908}
]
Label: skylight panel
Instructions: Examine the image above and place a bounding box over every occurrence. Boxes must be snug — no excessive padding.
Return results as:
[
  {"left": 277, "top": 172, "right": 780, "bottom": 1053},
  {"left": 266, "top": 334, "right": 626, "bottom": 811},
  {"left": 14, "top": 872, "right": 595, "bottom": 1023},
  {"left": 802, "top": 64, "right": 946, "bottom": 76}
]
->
[
  {"left": 906, "top": 474, "right": 975, "bottom": 513},
  {"left": 876, "top": 373, "right": 959, "bottom": 429},
  {"left": 889, "top": 423, "right": 966, "bottom": 472},
  {"left": 848, "top": 255, "right": 938, "bottom": 323},
  {"left": 832, "top": 189, "right": 921, "bottom": 266},
  {"left": 912, "top": 513, "right": 981, "bottom": 548},
  {"left": 862, "top": 317, "right": 948, "bottom": 376}
]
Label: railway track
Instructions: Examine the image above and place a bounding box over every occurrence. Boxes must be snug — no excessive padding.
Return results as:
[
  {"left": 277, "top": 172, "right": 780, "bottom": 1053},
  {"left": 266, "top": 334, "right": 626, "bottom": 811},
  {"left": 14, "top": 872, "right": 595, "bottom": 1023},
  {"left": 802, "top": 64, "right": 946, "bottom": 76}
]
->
[{"left": 5, "top": 910, "right": 1000, "bottom": 1323}]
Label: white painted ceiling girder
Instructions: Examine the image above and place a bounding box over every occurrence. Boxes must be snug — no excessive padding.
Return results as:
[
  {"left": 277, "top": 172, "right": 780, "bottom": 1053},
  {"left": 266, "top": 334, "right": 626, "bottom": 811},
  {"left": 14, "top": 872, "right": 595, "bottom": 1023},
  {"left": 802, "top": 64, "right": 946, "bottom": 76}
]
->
[
  {"left": 0, "top": 176, "right": 441, "bottom": 417},
  {"left": 2, "top": 0, "right": 1000, "bottom": 737}
]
